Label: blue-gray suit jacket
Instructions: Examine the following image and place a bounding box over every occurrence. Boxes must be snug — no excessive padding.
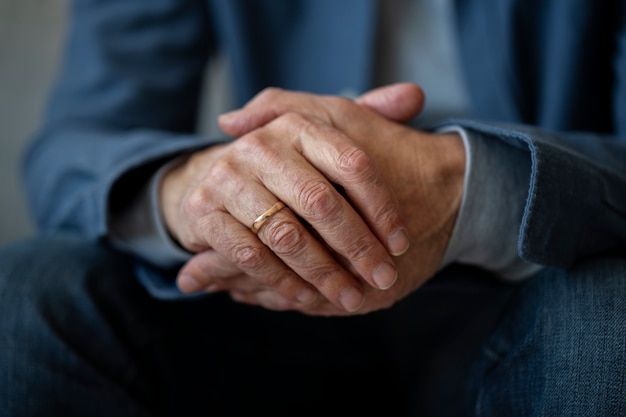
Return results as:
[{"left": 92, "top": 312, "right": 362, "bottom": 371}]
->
[{"left": 24, "top": 0, "right": 626, "bottom": 282}]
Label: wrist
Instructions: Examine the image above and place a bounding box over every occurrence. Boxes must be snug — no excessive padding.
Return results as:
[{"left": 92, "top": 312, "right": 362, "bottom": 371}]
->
[
  {"left": 398, "top": 131, "right": 465, "bottom": 259},
  {"left": 429, "top": 132, "right": 466, "bottom": 186},
  {"left": 424, "top": 132, "right": 466, "bottom": 241},
  {"left": 159, "top": 154, "right": 193, "bottom": 245},
  {"left": 437, "top": 126, "right": 542, "bottom": 280}
]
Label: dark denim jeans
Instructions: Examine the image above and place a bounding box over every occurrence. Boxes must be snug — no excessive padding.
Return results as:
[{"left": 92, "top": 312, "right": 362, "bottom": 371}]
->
[{"left": 1, "top": 234, "right": 624, "bottom": 416}]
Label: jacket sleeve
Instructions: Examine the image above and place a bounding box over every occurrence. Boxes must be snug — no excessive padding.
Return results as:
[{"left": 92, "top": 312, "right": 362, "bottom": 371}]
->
[
  {"left": 437, "top": 119, "right": 626, "bottom": 269},
  {"left": 22, "top": 0, "right": 221, "bottom": 240},
  {"left": 447, "top": 0, "right": 626, "bottom": 270}
]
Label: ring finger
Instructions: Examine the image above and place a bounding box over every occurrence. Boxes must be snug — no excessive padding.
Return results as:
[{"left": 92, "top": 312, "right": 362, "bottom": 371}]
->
[{"left": 223, "top": 187, "right": 366, "bottom": 313}]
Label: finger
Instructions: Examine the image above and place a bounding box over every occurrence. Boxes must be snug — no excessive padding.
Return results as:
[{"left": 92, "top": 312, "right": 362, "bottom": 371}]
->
[
  {"left": 182, "top": 208, "right": 321, "bottom": 305},
  {"left": 178, "top": 248, "right": 330, "bottom": 308},
  {"left": 292, "top": 297, "right": 357, "bottom": 317},
  {"left": 218, "top": 83, "right": 424, "bottom": 137},
  {"left": 230, "top": 289, "right": 318, "bottom": 312},
  {"left": 199, "top": 206, "right": 366, "bottom": 311},
  {"left": 230, "top": 288, "right": 386, "bottom": 317},
  {"left": 251, "top": 205, "right": 366, "bottom": 312},
  {"left": 218, "top": 87, "right": 293, "bottom": 137},
  {"left": 177, "top": 250, "right": 247, "bottom": 293},
  {"left": 177, "top": 249, "right": 241, "bottom": 294},
  {"left": 355, "top": 82, "right": 425, "bottom": 123}
]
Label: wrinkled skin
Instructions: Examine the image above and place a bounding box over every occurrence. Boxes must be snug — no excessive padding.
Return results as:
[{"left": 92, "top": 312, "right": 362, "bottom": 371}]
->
[{"left": 162, "top": 83, "right": 465, "bottom": 315}]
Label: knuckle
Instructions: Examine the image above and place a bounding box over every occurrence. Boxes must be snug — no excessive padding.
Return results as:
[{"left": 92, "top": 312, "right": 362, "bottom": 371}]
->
[
  {"left": 236, "top": 131, "right": 280, "bottom": 164},
  {"left": 264, "top": 219, "right": 307, "bottom": 257},
  {"left": 297, "top": 179, "right": 340, "bottom": 219},
  {"left": 182, "top": 159, "right": 238, "bottom": 220},
  {"left": 338, "top": 146, "right": 375, "bottom": 180},
  {"left": 237, "top": 130, "right": 268, "bottom": 153},
  {"left": 275, "top": 111, "right": 307, "bottom": 129},
  {"left": 183, "top": 187, "right": 211, "bottom": 220},
  {"left": 232, "top": 243, "right": 266, "bottom": 270},
  {"left": 267, "top": 111, "right": 321, "bottom": 145},
  {"left": 373, "top": 200, "right": 402, "bottom": 228},
  {"left": 206, "top": 157, "right": 237, "bottom": 184},
  {"left": 289, "top": 112, "right": 320, "bottom": 141},
  {"left": 305, "top": 264, "right": 342, "bottom": 288},
  {"left": 258, "top": 271, "right": 288, "bottom": 289},
  {"left": 344, "top": 235, "right": 378, "bottom": 263}
]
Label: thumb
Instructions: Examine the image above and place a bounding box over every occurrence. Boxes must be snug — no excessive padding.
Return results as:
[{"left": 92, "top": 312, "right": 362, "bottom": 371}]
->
[{"left": 355, "top": 82, "right": 425, "bottom": 123}]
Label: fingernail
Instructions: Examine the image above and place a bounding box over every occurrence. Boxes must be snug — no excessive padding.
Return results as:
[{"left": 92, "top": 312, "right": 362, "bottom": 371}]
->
[
  {"left": 177, "top": 274, "right": 202, "bottom": 294},
  {"left": 297, "top": 287, "right": 317, "bottom": 304},
  {"left": 372, "top": 262, "right": 397, "bottom": 290},
  {"left": 339, "top": 287, "right": 365, "bottom": 312},
  {"left": 388, "top": 228, "right": 410, "bottom": 256}
]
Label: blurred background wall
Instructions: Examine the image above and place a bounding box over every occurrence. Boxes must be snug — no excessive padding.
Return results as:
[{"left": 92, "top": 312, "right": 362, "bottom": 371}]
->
[{"left": 0, "top": 0, "right": 68, "bottom": 245}]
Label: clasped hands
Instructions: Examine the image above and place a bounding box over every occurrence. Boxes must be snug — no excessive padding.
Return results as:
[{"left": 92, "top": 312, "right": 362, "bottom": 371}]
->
[{"left": 160, "top": 83, "right": 465, "bottom": 316}]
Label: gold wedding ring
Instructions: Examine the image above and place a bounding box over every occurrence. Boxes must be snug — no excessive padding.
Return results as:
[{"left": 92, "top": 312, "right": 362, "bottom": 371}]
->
[{"left": 251, "top": 201, "right": 286, "bottom": 234}]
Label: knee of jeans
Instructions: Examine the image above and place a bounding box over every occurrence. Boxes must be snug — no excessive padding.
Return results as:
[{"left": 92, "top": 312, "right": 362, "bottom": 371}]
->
[
  {"left": 0, "top": 234, "right": 133, "bottom": 334},
  {"left": 1, "top": 234, "right": 114, "bottom": 286},
  {"left": 538, "top": 256, "right": 626, "bottom": 337},
  {"left": 469, "top": 256, "right": 626, "bottom": 416}
]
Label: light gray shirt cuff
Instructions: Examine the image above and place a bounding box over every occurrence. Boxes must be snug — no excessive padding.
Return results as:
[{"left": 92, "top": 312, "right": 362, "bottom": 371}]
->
[
  {"left": 440, "top": 126, "right": 544, "bottom": 281},
  {"left": 108, "top": 156, "right": 193, "bottom": 269}
]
